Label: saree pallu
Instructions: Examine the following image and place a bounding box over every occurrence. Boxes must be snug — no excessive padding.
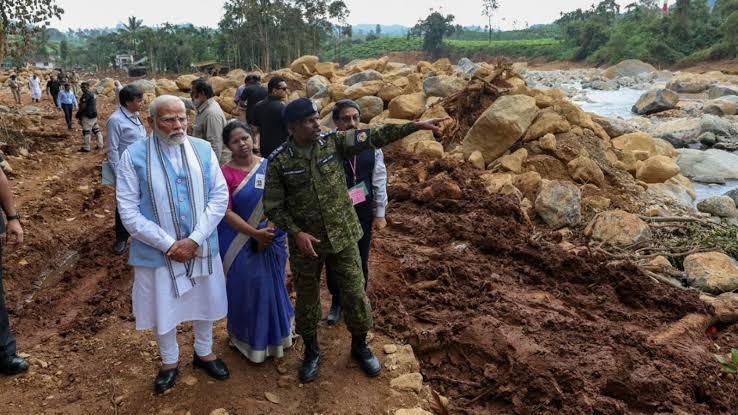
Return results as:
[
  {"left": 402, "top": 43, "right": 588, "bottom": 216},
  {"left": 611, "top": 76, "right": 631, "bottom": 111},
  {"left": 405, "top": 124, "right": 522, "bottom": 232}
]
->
[{"left": 218, "top": 160, "right": 293, "bottom": 363}]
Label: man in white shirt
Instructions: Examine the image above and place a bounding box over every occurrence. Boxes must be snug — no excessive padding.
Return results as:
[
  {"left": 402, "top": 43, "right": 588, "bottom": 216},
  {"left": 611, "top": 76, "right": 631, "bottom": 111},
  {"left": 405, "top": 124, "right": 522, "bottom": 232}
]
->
[{"left": 115, "top": 95, "right": 230, "bottom": 393}]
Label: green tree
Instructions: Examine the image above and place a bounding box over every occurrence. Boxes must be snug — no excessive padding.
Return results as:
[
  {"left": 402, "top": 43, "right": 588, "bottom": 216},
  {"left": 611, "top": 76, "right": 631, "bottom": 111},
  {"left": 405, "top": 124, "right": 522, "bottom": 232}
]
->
[
  {"left": 0, "top": 0, "right": 63, "bottom": 64},
  {"left": 375, "top": 24, "right": 381, "bottom": 35},
  {"left": 60, "top": 39, "right": 68, "bottom": 64},
  {"left": 410, "top": 10, "right": 457, "bottom": 58},
  {"left": 120, "top": 16, "right": 144, "bottom": 55},
  {"left": 481, "top": 0, "right": 499, "bottom": 43},
  {"left": 722, "top": 11, "right": 738, "bottom": 55}
]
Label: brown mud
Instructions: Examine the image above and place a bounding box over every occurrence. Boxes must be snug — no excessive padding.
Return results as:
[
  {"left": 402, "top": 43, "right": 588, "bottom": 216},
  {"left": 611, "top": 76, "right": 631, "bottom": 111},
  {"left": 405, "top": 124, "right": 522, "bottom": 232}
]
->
[{"left": 371, "top": 154, "right": 737, "bottom": 414}]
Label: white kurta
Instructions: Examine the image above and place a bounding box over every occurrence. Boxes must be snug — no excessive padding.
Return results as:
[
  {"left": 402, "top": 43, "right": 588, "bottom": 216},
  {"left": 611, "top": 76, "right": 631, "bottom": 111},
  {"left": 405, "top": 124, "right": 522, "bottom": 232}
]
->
[
  {"left": 116, "top": 140, "right": 229, "bottom": 335},
  {"left": 28, "top": 78, "right": 42, "bottom": 100}
]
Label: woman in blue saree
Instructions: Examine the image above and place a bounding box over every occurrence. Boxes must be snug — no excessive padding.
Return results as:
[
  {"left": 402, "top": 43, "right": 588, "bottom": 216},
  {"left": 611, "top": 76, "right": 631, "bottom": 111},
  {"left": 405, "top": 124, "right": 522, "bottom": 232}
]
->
[{"left": 218, "top": 121, "right": 293, "bottom": 363}]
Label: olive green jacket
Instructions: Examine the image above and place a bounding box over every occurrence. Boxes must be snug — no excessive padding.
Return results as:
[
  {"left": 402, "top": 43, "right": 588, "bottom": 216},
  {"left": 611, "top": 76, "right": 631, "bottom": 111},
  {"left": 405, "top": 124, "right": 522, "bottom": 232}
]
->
[{"left": 264, "top": 122, "right": 418, "bottom": 254}]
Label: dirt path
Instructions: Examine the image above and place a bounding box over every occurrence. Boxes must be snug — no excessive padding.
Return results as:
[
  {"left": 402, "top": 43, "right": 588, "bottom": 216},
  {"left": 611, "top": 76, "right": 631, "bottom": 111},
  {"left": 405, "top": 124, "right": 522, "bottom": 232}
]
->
[{"left": 0, "top": 91, "right": 433, "bottom": 415}]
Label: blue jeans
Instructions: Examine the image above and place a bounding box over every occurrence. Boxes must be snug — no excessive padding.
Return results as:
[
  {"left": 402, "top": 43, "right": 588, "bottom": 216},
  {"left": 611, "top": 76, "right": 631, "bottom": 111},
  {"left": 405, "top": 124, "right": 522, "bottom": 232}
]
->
[
  {"left": 61, "top": 104, "right": 74, "bottom": 129},
  {"left": 0, "top": 243, "right": 17, "bottom": 360}
]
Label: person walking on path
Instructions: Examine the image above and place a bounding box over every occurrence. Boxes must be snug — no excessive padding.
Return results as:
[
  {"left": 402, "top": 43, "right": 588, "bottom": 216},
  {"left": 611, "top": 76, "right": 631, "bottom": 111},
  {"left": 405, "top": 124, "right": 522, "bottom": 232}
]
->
[
  {"left": 56, "top": 83, "right": 78, "bottom": 130},
  {"left": 7, "top": 75, "right": 21, "bottom": 105},
  {"left": 191, "top": 78, "right": 228, "bottom": 164},
  {"left": 46, "top": 76, "right": 61, "bottom": 105},
  {"left": 77, "top": 82, "right": 103, "bottom": 152},
  {"left": 28, "top": 75, "right": 42, "bottom": 103},
  {"left": 263, "top": 97, "right": 445, "bottom": 384},
  {"left": 324, "top": 100, "right": 388, "bottom": 326},
  {"left": 251, "top": 77, "right": 289, "bottom": 158},
  {"left": 107, "top": 84, "right": 147, "bottom": 255},
  {"left": 0, "top": 165, "right": 28, "bottom": 376},
  {"left": 218, "top": 121, "right": 294, "bottom": 363},
  {"left": 116, "top": 95, "right": 230, "bottom": 394},
  {"left": 239, "top": 74, "right": 267, "bottom": 127}
]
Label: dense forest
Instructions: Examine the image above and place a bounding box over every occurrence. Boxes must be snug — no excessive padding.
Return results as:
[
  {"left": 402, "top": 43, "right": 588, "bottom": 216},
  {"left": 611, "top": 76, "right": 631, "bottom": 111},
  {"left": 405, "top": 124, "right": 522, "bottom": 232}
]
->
[{"left": 5, "top": 0, "right": 738, "bottom": 73}]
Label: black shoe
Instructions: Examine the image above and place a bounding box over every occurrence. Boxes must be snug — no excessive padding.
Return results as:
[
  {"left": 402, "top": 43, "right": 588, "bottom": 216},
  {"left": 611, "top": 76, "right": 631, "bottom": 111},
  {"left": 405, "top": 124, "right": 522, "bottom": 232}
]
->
[
  {"left": 193, "top": 354, "right": 229, "bottom": 380},
  {"left": 298, "top": 335, "right": 320, "bottom": 384},
  {"left": 113, "top": 239, "right": 127, "bottom": 256},
  {"left": 0, "top": 355, "right": 29, "bottom": 375},
  {"left": 78, "top": 147, "right": 91, "bottom": 153},
  {"left": 326, "top": 300, "right": 342, "bottom": 326},
  {"left": 154, "top": 366, "right": 178, "bottom": 393},
  {"left": 351, "top": 333, "right": 381, "bottom": 377}
]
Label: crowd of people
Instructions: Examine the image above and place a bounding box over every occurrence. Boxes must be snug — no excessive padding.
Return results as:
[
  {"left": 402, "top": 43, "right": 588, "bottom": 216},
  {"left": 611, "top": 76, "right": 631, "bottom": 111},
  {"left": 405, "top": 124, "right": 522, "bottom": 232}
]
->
[{"left": 0, "top": 72, "right": 444, "bottom": 393}]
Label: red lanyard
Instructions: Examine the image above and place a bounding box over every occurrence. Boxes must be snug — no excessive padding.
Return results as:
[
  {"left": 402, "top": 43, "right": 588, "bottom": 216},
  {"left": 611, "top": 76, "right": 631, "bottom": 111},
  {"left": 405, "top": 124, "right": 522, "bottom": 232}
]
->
[{"left": 348, "top": 156, "right": 358, "bottom": 183}]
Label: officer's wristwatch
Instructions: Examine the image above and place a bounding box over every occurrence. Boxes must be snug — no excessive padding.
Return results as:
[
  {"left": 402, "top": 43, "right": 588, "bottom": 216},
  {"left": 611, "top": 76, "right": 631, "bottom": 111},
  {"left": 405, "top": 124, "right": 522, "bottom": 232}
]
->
[{"left": 6, "top": 213, "right": 20, "bottom": 222}]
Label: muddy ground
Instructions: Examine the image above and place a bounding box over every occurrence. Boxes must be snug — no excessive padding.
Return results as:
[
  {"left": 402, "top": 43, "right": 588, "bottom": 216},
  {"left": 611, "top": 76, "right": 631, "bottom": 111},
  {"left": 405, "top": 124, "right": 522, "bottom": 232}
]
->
[{"left": 0, "top": 78, "right": 737, "bottom": 415}]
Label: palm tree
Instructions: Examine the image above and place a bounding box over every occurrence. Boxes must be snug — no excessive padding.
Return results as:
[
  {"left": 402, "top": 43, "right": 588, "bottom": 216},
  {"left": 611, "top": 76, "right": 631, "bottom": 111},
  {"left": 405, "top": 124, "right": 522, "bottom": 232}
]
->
[{"left": 120, "top": 16, "right": 144, "bottom": 55}]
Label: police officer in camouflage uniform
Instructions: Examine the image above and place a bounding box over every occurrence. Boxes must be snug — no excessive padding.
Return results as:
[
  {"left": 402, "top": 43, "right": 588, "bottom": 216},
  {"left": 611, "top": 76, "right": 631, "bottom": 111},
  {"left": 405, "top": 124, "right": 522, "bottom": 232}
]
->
[{"left": 263, "top": 98, "right": 445, "bottom": 383}]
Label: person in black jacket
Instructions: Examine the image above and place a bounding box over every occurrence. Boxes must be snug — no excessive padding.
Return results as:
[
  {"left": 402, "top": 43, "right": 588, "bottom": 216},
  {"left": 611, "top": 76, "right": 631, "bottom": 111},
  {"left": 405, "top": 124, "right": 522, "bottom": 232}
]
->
[
  {"left": 77, "top": 82, "right": 103, "bottom": 152},
  {"left": 251, "top": 77, "right": 289, "bottom": 157},
  {"left": 324, "top": 100, "right": 389, "bottom": 326}
]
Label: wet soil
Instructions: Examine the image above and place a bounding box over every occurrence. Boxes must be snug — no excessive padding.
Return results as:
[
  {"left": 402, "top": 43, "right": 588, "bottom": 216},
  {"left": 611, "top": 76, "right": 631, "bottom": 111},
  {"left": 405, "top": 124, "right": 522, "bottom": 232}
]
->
[{"left": 371, "top": 154, "right": 737, "bottom": 414}]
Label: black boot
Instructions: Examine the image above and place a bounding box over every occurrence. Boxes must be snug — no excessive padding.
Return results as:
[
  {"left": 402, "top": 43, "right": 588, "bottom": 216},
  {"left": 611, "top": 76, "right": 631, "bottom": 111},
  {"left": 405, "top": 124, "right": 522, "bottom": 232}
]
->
[
  {"left": 154, "top": 366, "right": 178, "bottom": 393},
  {"left": 326, "top": 299, "right": 342, "bottom": 326},
  {"left": 0, "top": 355, "right": 29, "bottom": 375},
  {"left": 113, "top": 239, "right": 127, "bottom": 256},
  {"left": 298, "top": 335, "right": 320, "bottom": 384},
  {"left": 351, "top": 333, "right": 381, "bottom": 377}
]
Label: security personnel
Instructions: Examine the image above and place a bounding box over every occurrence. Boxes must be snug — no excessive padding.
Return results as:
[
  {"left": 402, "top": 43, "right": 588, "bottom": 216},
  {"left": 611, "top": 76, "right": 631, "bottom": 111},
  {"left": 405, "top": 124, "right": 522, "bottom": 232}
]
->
[{"left": 263, "top": 98, "right": 444, "bottom": 383}]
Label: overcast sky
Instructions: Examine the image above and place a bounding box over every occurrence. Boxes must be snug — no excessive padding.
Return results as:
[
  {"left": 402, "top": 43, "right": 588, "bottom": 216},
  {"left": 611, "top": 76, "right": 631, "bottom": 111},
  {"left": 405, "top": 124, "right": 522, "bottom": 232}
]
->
[{"left": 50, "top": 0, "right": 645, "bottom": 31}]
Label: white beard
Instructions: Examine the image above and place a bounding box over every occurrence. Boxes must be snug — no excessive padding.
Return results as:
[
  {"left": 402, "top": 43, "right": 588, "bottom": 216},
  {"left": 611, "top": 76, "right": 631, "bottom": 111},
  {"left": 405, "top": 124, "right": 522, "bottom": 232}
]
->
[{"left": 155, "top": 128, "right": 186, "bottom": 146}]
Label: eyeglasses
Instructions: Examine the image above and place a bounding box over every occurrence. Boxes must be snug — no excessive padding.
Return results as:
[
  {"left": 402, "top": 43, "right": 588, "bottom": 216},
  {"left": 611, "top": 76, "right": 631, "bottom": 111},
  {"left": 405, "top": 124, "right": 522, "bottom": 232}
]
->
[{"left": 159, "top": 116, "right": 187, "bottom": 125}]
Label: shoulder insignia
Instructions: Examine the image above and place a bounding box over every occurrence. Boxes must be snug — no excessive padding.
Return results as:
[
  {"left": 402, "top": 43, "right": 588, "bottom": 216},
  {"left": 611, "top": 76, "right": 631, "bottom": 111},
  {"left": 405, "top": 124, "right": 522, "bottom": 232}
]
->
[
  {"left": 356, "top": 129, "right": 370, "bottom": 143},
  {"left": 267, "top": 142, "right": 288, "bottom": 161}
]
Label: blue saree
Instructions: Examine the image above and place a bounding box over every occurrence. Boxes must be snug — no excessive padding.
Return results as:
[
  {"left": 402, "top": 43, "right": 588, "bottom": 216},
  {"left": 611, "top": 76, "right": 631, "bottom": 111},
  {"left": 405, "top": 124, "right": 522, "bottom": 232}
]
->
[{"left": 218, "top": 159, "right": 293, "bottom": 363}]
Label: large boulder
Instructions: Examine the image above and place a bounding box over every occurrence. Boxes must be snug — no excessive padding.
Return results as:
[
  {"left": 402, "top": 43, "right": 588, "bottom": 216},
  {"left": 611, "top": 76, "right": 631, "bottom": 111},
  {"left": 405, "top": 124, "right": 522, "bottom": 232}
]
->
[
  {"left": 649, "top": 115, "right": 736, "bottom": 147},
  {"left": 591, "top": 114, "right": 637, "bottom": 138},
  {"left": 697, "top": 196, "right": 738, "bottom": 218},
  {"left": 315, "top": 62, "right": 336, "bottom": 80},
  {"left": 631, "top": 89, "right": 679, "bottom": 115},
  {"left": 684, "top": 252, "right": 738, "bottom": 294},
  {"left": 290, "top": 55, "right": 319, "bottom": 76},
  {"left": 457, "top": 58, "right": 480, "bottom": 76},
  {"left": 344, "top": 70, "right": 384, "bottom": 86},
  {"left": 377, "top": 82, "right": 406, "bottom": 103},
  {"left": 306, "top": 75, "right": 330, "bottom": 98},
  {"left": 636, "top": 156, "right": 680, "bottom": 183},
  {"left": 422, "top": 75, "right": 466, "bottom": 97},
  {"left": 155, "top": 79, "right": 179, "bottom": 96},
  {"left": 462, "top": 95, "right": 538, "bottom": 161},
  {"left": 131, "top": 79, "right": 156, "bottom": 94},
  {"left": 704, "top": 98, "right": 738, "bottom": 116},
  {"left": 523, "top": 109, "right": 571, "bottom": 141},
  {"left": 345, "top": 80, "right": 384, "bottom": 100},
  {"left": 708, "top": 85, "right": 738, "bottom": 99},
  {"left": 612, "top": 132, "right": 657, "bottom": 156},
  {"left": 414, "top": 141, "right": 444, "bottom": 159},
  {"left": 677, "top": 149, "right": 738, "bottom": 179},
  {"left": 356, "top": 96, "right": 384, "bottom": 123},
  {"left": 175, "top": 74, "right": 199, "bottom": 91},
  {"left": 226, "top": 68, "right": 248, "bottom": 82},
  {"left": 388, "top": 93, "right": 427, "bottom": 120},
  {"left": 568, "top": 156, "right": 605, "bottom": 186},
  {"left": 646, "top": 182, "right": 695, "bottom": 208},
  {"left": 666, "top": 73, "right": 711, "bottom": 93},
  {"left": 95, "top": 78, "right": 116, "bottom": 97},
  {"left": 603, "top": 59, "right": 656, "bottom": 80},
  {"left": 209, "top": 77, "right": 239, "bottom": 95},
  {"left": 584, "top": 210, "right": 652, "bottom": 247},
  {"left": 535, "top": 180, "right": 581, "bottom": 228}
]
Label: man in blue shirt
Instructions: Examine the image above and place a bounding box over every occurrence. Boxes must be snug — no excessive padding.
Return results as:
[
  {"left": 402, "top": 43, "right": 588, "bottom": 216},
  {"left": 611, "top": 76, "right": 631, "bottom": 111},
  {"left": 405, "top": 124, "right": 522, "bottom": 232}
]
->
[
  {"left": 107, "top": 85, "right": 147, "bottom": 255},
  {"left": 56, "top": 83, "right": 78, "bottom": 129}
]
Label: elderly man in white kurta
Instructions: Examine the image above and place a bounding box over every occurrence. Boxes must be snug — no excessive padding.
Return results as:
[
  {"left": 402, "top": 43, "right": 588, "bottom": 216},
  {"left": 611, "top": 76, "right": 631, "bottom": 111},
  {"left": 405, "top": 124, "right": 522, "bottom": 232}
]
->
[{"left": 116, "top": 95, "right": 230, "bottom": 394}]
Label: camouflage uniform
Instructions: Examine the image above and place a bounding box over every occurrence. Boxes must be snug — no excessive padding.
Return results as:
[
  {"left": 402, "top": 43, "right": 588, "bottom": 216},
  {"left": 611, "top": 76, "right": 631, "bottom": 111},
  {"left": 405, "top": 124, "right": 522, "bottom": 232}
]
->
[{"left": 264, "top": 122, "right": 418, "bottom": 337}]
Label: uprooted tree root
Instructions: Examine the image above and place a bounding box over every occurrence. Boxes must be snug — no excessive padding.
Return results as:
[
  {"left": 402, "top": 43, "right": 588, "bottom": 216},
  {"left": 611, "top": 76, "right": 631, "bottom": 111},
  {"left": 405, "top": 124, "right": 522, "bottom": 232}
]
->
[
  {"left": 439, "top": 60, "right": 517, "bottom": 147},
  {"left": 592, "top": 216, "right": 738, "bottom": 289}
]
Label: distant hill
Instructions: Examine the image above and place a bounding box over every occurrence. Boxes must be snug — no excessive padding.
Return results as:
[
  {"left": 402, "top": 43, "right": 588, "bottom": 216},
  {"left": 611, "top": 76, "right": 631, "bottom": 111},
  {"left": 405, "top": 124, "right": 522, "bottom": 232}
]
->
[{"left": 353, "top": 24, "right": 409, "bottom": 36}]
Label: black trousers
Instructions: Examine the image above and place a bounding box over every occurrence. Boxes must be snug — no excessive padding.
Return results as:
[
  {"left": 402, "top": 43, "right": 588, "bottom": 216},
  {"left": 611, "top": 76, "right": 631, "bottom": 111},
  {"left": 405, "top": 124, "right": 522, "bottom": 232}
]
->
[
  {"left": 114, "top": 208, "right": 129, "bottom": 242},
  {"left": 61, "top": 104, "right": 74, "bottom": 128},
  {"left": 0, "top": 243, "right": 17, "bottom": 359},
  {"left": 326, "top": 217, "right": 373, "bottom": 304}
]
